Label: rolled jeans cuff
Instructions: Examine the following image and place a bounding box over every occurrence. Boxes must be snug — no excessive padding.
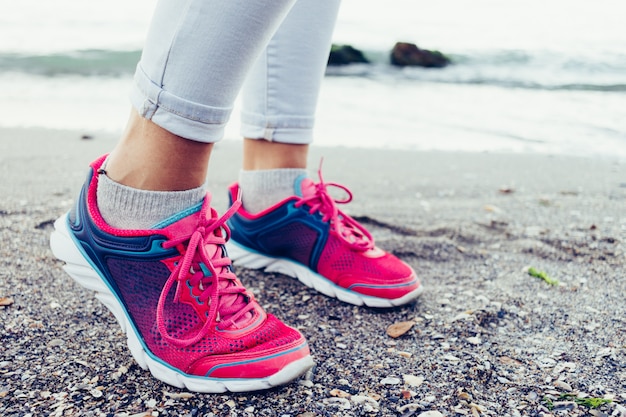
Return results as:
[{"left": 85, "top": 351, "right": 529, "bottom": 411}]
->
[
  {"left": 130, "top": 65, "right": 232, "bottom": 143},
  {"left": 240, "top": 111, "right": 314, "bottom": 144}
]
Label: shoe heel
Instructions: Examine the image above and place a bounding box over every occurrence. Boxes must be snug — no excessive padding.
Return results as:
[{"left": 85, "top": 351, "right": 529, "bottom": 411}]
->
[{"left": 50, "top": 213, "right": 129, "bottom": 334}]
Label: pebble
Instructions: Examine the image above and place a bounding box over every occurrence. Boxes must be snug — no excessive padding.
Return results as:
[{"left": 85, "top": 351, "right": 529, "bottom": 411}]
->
[
  {"left": 552, "top": 401, "right": 576, "bottom": 411},
  {"left": 0, "top": 296, "right": 14, "bottom": 306},
  {"left": 329, "top": 388, "right": 350, "bottom": 398},
  {"left": 417, "top": 411, "right": 445, "bottom": 417},
  {"left": 90, "top": 389, "right": 103, "bottom": 398},
  {"left": 335, "top": 342, "right": 348, "bottom": 349},
  {"left": 386, "top": 321, "right": 415, "bottom": 338},
  {"left": 553, "top": 361, "right": 577, "bottom": 374},
  {"left": 352, "top": 395, "right": 379, "bottom": 407},
  {"left": 323, "top": 397, "right": 351, "bottom": 410},
  {"left": 452, "top": 312, "right": 473, "bottom": 322},
  {"left": 443, "top": 354, "right": 461, "bottom": 362},
  {"left": 47, "top": 339, "right": 64, "bottom": 347},
  {"left": 403, "top": 374, "right": 424, "bottom": 387},
  {"left": 163, "top": 391, "right": 195, "bottom": 399},
  {"left": 380, "top": 377, "right": 401, "bottom": 385},
  {"left": 466, "top": 336, "right": 482, "bottom": 345},
  {"left": 553, "top": 380, "right": 573, "bottom": 392}
]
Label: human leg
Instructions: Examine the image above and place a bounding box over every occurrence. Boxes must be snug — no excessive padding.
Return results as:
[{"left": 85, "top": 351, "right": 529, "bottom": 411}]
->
[
  {"left": 228, "top": 0, "right": 424, "bottom": 307},
  {"left": 237, "top": 0, "right": 341, "bottom": 213},
  {"left": 51, "top": 0, "right": 315, "bottom": 393}
]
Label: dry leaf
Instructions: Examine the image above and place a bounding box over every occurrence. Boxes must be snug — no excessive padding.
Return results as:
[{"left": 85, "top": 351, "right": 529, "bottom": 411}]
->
[{"left": 386, "top": 321, "right": 415, "bottom": 338}]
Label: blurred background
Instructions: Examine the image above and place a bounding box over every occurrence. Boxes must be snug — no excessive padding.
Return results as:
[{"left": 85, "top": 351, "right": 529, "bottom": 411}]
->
[{"left": 1, "top": 0, "right": 625, "bottom": 157}]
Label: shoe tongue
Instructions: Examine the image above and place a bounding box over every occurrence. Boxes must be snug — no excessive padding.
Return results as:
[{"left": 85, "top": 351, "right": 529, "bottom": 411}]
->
[
  {"left": 295, "top": 175, "right": 316, "bottom": 199},
  {"left": 165, "top": 204, "right": 255, "bottom": 329}
]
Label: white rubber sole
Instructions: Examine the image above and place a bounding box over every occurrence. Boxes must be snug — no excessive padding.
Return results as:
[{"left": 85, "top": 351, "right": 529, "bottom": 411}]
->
[
  {"left": 227, "top": 240, "right": 424, "bottom": 308},
  {"left": 50, "top": 213, "right": 314, "bottom": 393}
]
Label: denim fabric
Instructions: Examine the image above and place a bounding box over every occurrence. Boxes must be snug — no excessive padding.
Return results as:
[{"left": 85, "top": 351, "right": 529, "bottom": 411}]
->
[{"left": 130, "top": 0, "right": 341, "bottom": 144}]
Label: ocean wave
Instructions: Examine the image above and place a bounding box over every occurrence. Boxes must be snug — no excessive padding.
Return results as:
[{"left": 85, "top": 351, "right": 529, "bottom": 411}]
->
[
  {"left": 0, "top": 49, "right": 140, "bottom": 76},
  {"left": 328, "top": 48, "right": 626, "bottom": 92},
  {"left": 2, "top": 48, "right": 626, "bottom": 92}
]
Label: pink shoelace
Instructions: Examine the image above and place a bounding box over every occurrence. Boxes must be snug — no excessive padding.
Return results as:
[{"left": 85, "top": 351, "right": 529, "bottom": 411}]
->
[
  {"left": 156, "top": 196, "right": 254, "bottom": 348},
  {"left": 295, "top": 165, "right": 375, "bottom": 252}
]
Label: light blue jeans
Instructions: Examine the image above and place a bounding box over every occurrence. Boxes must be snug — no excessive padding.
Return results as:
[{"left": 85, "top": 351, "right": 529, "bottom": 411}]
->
[{"left": 130, "top": 0, "right": 341, "bottom": 144}]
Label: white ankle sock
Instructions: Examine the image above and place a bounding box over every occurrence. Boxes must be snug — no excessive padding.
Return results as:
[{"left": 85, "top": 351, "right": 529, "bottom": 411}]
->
[
  {"left": 96, "top": 173, "right": 206, "bottom": 230},
  {"left": 238, "top": 168, "right": 308, "bottom": 214}
]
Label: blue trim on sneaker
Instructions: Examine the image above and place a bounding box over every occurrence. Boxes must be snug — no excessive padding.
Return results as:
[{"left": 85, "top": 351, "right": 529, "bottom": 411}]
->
[
  {"left": 227, "top": 199, "right": 329, "bottom": 272},
  {"left": 151, "top": 201, "right": 203, "bottom": 229}
]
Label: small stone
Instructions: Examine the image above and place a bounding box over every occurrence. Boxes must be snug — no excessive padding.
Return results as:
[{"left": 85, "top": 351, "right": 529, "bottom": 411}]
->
[
  {"left": 552, "top": 401, "right": 576, "bottom": 411},
  {"left": 0, "top": 297, "right": 14, "bottom": 307},
  {"left": 452, "top": 312, "right": 474, "bottom": 322},
  {"left": 403, "top": 374, "right": 424, "bottom": 387},
  {"left": 163, "top": 391, "right": 195, "bottom": 399},
  {"left": 397, "top": 404, "right": 421, "bottom": 413},
  {"left": 553, "top": 362, "right": 577, "bottom": 373},
  {"left": 50, "top": 301, "right": 62, "bottom": 309},
  {"left": 298, "top": 380, "right": 314, "bottom": 388},
  {"left": 336, "top": 343, "right": 348, "bottom": 349},
  {"left": 484, "top": 204, "right": 502, "bottom": 213},
  {"left": 48, "top": 339, "right": 64, "bottom": 347},
  {"left": 553, "top": 380, "right": 573, "bottom": 392},
  {"left": 352, "top": 395, "right": 379, "bottom": 407},
  {"left": 323, "top": 397, "right": 351, "bottom": 410},
  {"left": 330, "top": 389, "right": 350, "bottom": 398},
  {"left": 90, "top": 389, "right": 103, "bottom": 398},
  {"left": 443, "top": 354, "right": 460, "bottom": 362},
  {"left": 466, "top": 337, "right": 481, "bottom": 345},
  {"left": 398, "top": 351, "right": 412, "bottom": 358},
  {"left": 380, "top": 377, "right": 401, "bottom": 385},
  {"left": 297, "top": 314, "right": 310, "bottom": 320},
  {"left": 386, "top": 321, "right": 415, "bottom": 338},
  {"left": 244, "top": 406, "right": 254, "bottom": 413},
  {"left": 458, "top": 391, "right": 472, "bottom": 401},
  {"left": 225, "top": 400, "right": 236, "bottom": 408},
  {"left": 417, "top": 411, "right": 445, "bottom": 417}
]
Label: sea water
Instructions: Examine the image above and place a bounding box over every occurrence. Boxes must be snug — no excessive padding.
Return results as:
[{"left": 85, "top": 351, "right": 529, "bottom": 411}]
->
[{"left": 1, "top": 0, "right": 625, "bottom": 158}]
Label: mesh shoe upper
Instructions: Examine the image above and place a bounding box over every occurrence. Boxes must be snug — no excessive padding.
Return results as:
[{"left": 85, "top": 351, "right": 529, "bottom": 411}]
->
[
  {"left": 227, "top": 168, "right": 421, "bottom": 301},
  {"left": 67, "top": 155, "right": 309, "bottom": 379}
]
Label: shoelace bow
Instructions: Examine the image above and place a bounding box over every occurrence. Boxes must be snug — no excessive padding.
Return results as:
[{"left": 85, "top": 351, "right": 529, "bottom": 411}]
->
[
  {"left": 295, "top": 165, "right": 374, "bottom": 252},
  {"left": 156, "top": 197, "right": 253, "bottom": 348}
]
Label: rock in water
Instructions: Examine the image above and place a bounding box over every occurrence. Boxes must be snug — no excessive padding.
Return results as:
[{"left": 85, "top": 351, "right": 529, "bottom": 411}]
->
[
  {"left": 328, "top": 44, "right": 370, "bottom": 66},
  {"left": 390, "top": 42, "right": 450, "bottom": 68}
]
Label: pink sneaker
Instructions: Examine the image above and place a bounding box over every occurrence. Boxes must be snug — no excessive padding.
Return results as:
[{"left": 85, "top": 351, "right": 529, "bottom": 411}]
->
[
  {"left": 226, "top": 169, "right": 423, "bottom": 307},
  {"left": 50, "top": 156, "right": 313, "bottom": 393}
]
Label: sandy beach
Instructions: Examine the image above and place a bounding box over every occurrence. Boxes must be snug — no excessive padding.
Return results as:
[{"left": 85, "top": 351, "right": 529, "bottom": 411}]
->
[{"left": 1, "top": 127, "right": 625, "bottom": 416}]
